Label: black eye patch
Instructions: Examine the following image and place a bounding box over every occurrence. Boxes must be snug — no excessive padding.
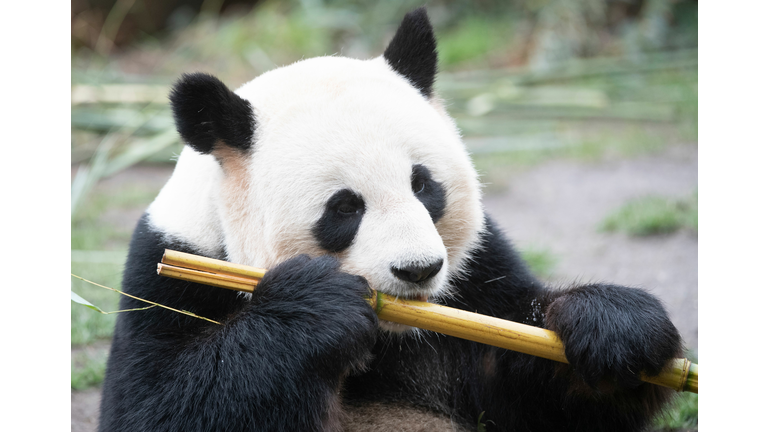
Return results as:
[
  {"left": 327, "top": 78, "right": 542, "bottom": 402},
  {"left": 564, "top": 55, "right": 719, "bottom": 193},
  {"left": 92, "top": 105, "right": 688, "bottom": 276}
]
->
[
  {"left": 312, "top": 189, "right": 366, "bottom": 253},
  {"left": 411, "top": 164, "right": 446, "bottom": 223}
]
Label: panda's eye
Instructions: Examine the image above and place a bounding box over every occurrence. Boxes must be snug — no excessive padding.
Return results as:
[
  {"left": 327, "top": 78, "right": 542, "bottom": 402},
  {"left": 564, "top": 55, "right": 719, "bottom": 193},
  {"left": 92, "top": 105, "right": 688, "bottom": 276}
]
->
[
  {"left": 337, "top": 202, "right": 360, "bottom": 215},
  {"left": 313, "top": 189, "right": 366, "bottom": 253},
  {"left": 328, "top": 190, "right": 365, "bottom": 217},
  {"left": 411, "top": 164, "right": 446, "bottom": 223},
  {"left": 412, "top": 178, "right": 426, "bottom": 194}
]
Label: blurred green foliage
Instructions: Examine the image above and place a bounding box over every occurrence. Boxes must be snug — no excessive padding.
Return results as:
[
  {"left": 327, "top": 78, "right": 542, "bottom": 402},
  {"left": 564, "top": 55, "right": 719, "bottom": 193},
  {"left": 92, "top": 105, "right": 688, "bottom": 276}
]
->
[
  {"left": 71, "top": 182, "right": 161, "bottom": 349},
  {"left": 653, "top": 350, "right": 698, "bottom": 430},
  {"left": 520, "top": 247, "right": 558, "bottom": 280},
  {"left": 600, "top": 191, "right": 698, "bottom": 236},
  {"left": 437, "top": 16, "right": 518, "bottom": 68},
  {"left": 655, "top": 392, "right": 699, "bottom": 430},
  {"left": 71, "top": 347, "right": 110, "bottom": 390},
  {"left": 73, "top": 0, "right": 698, "bottom": 79},
  {"left": 71, "top": 262, "right": 121, "bottom": 346}
]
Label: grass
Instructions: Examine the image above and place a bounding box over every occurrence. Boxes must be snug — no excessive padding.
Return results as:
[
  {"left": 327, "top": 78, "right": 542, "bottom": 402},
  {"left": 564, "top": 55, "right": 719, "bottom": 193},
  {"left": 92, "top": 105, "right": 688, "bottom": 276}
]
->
[
  {"left": 71, "top": 346, "right": 110, "bottom": 390},
  {"left": 600, "top": 191, "right": 698, "bottom": 236},
  {"left": 520, "top": 247, "right": 558, "bottom": 280},
  {"left": 71, "top": 181, "right": 161, "bottom": 388},
  {"left": 71, "top": 262, "right": 123, "bottom": 346},
  {"left": 655, "top": 392, "right": 699, "bottom": 431}
]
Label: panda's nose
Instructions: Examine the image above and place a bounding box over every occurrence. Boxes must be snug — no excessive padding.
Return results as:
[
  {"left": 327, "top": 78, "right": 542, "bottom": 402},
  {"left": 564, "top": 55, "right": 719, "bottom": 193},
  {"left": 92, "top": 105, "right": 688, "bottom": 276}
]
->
[{"left": 391, "top": 259, "right": 443, "bottom": 283}]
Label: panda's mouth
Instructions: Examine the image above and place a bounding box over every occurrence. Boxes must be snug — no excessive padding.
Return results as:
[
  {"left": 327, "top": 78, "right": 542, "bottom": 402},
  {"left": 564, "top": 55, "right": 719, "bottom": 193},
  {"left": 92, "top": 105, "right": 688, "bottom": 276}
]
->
[
  {"left": 377, "top": 288, "right": 436, "bottom": 333},
  {"left": 381, "top": 283, "right": 435, "bottom": 303},
  {"left": 403, "top": 293, "right": 429, "bottom": 302},
  {"left": 379, "top": 276, "right": 444, "bottom": 304},
  {"left": 377, "top": 289, "right": 431, "bottom": 303}
]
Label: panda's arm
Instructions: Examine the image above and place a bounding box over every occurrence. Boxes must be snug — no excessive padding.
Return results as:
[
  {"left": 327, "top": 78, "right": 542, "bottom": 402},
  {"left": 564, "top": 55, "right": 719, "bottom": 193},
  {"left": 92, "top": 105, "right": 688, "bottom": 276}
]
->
[
  {"left": 99, "top": 220, "right": 377, "bottom": 431},
  {"left": 441, "top": 215, "right": 684, "bottom": 431},
  {"left": 451, "top": 216, "right": 682, "bottom": 387},
  {"left": 444, "top": 216, "right": 547, "bottom": 323}
]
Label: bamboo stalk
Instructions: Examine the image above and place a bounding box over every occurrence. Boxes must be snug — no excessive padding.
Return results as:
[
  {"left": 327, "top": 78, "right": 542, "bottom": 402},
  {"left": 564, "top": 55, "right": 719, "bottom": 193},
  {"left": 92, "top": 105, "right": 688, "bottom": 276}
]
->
[
  {"left": 157, "top": 263, "right": 259, "bottom": 292},
  {"left": 162, "top": 250, "right": 266, "bottom": 280},
  {"left": 371, "top": 292, "right": 568, "bottom": 363},
  {"left": 157, "top": 249, "right": 698, "bottom": 393}
]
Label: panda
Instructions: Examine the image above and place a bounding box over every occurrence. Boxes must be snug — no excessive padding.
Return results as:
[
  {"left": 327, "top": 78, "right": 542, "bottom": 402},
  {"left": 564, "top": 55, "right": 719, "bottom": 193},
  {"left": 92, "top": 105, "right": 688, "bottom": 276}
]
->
[{"left": 99, "top": 7, "right": 683, "bottom": 432}]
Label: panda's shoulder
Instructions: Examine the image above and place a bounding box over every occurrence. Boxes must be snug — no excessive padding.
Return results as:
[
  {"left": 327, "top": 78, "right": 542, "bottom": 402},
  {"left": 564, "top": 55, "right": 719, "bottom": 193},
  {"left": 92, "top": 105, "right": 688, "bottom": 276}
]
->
[{"left": 445, "top": 214, "right": 544, "bottom": 313}]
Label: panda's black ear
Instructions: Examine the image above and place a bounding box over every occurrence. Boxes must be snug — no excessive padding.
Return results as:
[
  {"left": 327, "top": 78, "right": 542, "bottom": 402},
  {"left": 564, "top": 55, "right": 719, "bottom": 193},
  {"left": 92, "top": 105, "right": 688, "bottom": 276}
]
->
[
  {"left": 383, "top": 7, "right": 438, "bottom": 99},
  {"left": 169, "top": 73, "right": 256, "bottom": 154}
]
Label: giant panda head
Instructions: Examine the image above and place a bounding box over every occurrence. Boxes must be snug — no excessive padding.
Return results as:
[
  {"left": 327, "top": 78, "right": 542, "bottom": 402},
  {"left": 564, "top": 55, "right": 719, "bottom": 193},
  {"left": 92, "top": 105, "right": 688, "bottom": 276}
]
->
[{"left": 149, "top": 8, "right": 485, "bottom": 330}]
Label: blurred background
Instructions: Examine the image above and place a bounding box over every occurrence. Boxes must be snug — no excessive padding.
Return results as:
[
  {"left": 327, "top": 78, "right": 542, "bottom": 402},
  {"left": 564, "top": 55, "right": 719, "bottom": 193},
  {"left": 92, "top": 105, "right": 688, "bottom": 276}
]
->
[{"left": 71, "top": 1, "right": 698, "bottom": 431}]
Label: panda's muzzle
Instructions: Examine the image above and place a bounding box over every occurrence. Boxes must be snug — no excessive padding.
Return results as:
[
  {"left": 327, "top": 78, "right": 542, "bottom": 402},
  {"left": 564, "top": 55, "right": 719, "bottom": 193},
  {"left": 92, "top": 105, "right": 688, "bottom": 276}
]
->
[{"left": 390, "top": 259, "right": 443, "bottom": 284}]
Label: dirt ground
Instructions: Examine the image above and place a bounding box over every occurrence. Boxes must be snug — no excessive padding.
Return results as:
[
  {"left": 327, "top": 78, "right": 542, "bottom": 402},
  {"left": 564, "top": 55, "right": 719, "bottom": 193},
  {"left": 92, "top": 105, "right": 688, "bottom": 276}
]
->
[
  {"left": 483, "top": 144, "right": 698, "bottom": 349},
  {"left": 71, "top": 144, "right": 698, "bottom": 431}
]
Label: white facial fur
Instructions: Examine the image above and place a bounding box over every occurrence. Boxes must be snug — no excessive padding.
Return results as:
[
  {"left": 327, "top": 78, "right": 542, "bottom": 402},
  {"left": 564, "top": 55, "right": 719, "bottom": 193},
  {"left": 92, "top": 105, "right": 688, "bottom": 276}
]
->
[{"left": 148, "top": 55, "right": 485, "bottom": 321}]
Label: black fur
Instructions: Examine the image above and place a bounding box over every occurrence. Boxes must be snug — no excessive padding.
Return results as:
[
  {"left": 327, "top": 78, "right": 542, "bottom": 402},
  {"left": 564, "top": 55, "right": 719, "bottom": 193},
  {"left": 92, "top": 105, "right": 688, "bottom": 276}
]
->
[
  {"left": 312, "top": 189, "right": 366, "bottom": 253},
  {"left": 383, "top": 7, "right": 437, "bottom": 98},
  {"left": 545, "top": 284, "right": 682, "bottom": 391},
  {"left": 169, "top": 72, "right": 256, "bottom": 154},
  {"left": 411, "top": 164, "right": 446, "bottom": 223},
  {"left": 99, "top": 215, "right": 378, "bottom": 431}
]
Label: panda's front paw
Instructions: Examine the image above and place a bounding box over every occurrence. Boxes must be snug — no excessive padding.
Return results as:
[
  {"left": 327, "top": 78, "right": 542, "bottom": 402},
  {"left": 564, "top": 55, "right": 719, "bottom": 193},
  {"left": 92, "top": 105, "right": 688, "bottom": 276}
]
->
[
  {"left": 545, "top": 284, "right": 682, "bottom": 391},
  {"left": 253, "top": 255, "right": 378, "bottom": 373}
]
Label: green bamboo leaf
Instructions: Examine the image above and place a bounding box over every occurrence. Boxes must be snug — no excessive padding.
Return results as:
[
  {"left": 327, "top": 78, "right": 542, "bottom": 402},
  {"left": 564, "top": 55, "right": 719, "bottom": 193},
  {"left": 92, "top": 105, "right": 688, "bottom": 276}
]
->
[
  {"left": 71, "top": 291, "right": 106, "bottom": 313},
  {"left": 71, "top": 274, "right": 220, "bottom": 324}
]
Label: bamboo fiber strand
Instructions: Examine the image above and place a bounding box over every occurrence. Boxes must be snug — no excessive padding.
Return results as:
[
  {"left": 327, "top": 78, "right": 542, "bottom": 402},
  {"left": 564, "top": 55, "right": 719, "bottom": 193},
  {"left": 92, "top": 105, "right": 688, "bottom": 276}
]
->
[
  {"left": 162, "top": 250, "right": 266, "bottom": 280},
  {"left": 157, "top": 249, "right": 698, "bottom": 393}
]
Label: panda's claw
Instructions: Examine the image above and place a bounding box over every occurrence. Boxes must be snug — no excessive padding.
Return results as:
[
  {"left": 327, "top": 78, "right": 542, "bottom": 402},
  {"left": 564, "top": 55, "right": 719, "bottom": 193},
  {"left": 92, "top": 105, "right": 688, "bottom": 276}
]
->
[{"left": 544, "top": 284, "right": 683, "bottom": 392}]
